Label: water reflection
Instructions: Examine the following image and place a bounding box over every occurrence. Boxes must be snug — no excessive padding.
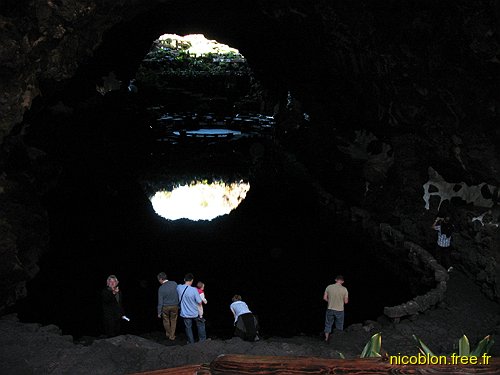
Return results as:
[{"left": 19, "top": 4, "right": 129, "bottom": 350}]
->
[{"left": 150, "top": 180, "right": 250, "bottom": 221}]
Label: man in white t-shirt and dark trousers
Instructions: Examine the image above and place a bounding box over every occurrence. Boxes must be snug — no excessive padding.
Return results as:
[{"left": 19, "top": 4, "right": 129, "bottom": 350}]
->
[{"left": 323, "top": 275, "right": 348, "bottom": 343}]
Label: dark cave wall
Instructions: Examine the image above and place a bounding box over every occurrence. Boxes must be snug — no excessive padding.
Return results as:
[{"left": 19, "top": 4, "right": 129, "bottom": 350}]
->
[
  {"left": 2, "top": 0, "right": 500, "bottom": 145},
  {"left": 4, "top": 1, "right": 497, "bottom": 143},
  {"left": 0, "top": 0, "right": 499, "bottom": 311}
]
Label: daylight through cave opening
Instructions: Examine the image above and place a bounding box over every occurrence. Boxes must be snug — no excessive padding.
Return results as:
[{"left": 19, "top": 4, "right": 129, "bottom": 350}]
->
[{"left": 150, "top": 180, "right": 250, "bottom": 221}]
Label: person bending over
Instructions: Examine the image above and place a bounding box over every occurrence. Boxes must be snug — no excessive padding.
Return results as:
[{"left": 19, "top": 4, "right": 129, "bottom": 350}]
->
[{"left": 230, "top": 295, "right": 259, "bottom": 341}]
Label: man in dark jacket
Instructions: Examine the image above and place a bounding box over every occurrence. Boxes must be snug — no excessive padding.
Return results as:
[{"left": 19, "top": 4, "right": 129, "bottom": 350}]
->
[{"left": 157, "top": 272, "right": 179, "bottom": 340}]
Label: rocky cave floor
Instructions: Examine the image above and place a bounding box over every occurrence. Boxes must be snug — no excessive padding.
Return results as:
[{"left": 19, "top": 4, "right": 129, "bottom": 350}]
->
[{"left": 1, "top": 270, "right": 499, "bottom": 375}]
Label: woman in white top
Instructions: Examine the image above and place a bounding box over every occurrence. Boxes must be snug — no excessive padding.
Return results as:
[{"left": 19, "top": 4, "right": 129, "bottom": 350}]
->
[
  {"left": 230, "top": 295, "right": 251, "bottom": 322},
  {"left": 230, "top": 295, "right": 259, "bottom": 341}
]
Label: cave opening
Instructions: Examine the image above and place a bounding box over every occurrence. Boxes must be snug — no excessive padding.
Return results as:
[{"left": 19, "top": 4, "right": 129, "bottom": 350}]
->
[
  {"left": 150, "top": 180, "right": 250, "bottom": 221},
  {"left": 11, "top": 16, "right": 431, "bottom": 341}
]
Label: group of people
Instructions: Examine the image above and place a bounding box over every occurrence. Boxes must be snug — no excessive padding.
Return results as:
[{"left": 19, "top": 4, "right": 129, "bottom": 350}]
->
[
  {"left": 102, "top": 216, "right": 453, "bottom": 344},
  {"left": 102, "top": 271, "right": 341, "bottom": 343},
  {"left": 101, "top": 272, "right": 259, "bottom": 343},
  {"left": 157, "top": 272, "right": 207, "bottom": 344},
  {"left": 101, "top": 272, "right": 348, "bottom": 344},
  {"left": 102, "top": 217, "right": 452, "bottom": 344}
]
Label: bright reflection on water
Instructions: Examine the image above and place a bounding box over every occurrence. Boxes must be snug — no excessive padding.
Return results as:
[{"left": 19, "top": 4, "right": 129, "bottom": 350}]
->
[{"left": 150, "top": 180, "right": 250, "bottom": 221}]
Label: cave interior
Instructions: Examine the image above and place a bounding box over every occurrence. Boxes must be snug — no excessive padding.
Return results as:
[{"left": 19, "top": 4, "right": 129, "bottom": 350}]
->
[{"left": 0, "top": 0, "right": 499, "bottom": 341}]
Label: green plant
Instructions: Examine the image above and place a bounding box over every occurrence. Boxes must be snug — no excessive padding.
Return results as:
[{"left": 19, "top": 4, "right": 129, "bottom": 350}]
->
[
  {"left": 470, "top": 335, "right": 495, "bottom": 357},
  {"left": 336, "top": 351, "right": 345, "bottom": 359},
  {"left": 459, "top": 335, "right": 470, "bottom": 356},
  {"left": 360, "top": 332, "right": 382, "bottom": 358},
  {"left": 358, "top": 333, "right": 494, "bottom": 359},
  {"left": 412, "top": 334, "right": 436, "bottom": 356},
  {"left": 413, "top": 334, "right": 494, "bottom": 357}
]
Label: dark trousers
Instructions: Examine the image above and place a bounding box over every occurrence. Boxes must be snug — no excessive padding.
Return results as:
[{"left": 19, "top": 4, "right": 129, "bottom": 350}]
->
[
  {"left": 183, "top": 317, "right": 206, "bottom": 344},
  {"left": 103, "top": 315, "right": 121, "bottom": 337},
  {"left": 435, "top": 244, "right": 452, "bottom": 269},
  {"left": 235, "top": 313, "right": 258, "bottom": 341}
]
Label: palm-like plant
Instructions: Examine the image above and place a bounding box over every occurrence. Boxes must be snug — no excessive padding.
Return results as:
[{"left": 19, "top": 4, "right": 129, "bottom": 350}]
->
[
  {"left": 413, "top": 334, "right": 494, "bottom": 357},
  {"left": 360, "top": 332, "right": 382, "bottom": 358},
  {"left": 358, "top": 333, "right": 494, "bottom": 358}
]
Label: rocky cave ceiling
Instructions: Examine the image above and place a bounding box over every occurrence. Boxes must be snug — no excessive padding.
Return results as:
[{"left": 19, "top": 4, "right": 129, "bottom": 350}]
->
[{"left": 0, "top": 0, "right": 499, "bottom": 312}]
